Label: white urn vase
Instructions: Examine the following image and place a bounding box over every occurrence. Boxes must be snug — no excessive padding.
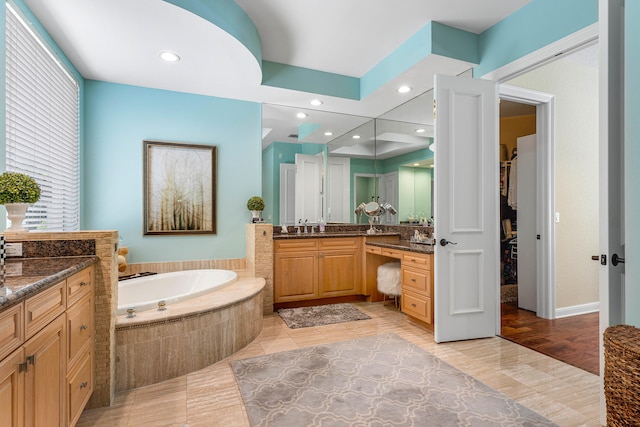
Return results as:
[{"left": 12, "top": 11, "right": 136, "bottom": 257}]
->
[{"left": 5, "top": 203, "right": 29, "bottom": 232}]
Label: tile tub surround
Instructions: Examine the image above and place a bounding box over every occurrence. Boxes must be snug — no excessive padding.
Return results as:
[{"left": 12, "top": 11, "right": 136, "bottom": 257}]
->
[
  {"left": 4, "top": 231, "right": 119, "bottom": 409},
  {"left": 115, "top": 276, "right": 265, "bottom": 391}
]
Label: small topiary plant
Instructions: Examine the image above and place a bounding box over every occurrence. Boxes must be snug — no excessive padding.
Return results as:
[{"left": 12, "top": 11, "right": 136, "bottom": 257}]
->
[
  {"left": 247, "top": 196, "right": 265, "bottom": 211},
  {"left": 0, "top": 172, "right": 41, "bottom": 204}
]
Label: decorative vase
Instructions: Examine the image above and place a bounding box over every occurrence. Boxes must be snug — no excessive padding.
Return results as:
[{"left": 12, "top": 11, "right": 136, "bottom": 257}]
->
[
  {"left": 250, "top": 210, "right": 262, "bottom": 223},
  {"left": 5, "top": 203, "right": 29, "bottom": 232}
]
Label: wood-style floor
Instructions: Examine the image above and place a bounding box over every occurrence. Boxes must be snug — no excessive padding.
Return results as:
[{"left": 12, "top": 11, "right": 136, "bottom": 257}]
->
[
  {"left": 77, "top": 302, "right": 601, "bottom": 427},
  {"left": 500, "top": 302, "right": 600, "bottom": 375}
]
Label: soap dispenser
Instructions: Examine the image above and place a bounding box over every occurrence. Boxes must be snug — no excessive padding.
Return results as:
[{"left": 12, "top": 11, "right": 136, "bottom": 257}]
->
[{"left": 318, "top": 217, "right": 325, "bottom": 233}]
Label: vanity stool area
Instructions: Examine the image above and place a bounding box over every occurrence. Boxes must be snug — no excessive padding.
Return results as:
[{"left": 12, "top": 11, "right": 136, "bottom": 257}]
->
[{"left": 273, "top": 224, "right": 434, "bottom": 328}]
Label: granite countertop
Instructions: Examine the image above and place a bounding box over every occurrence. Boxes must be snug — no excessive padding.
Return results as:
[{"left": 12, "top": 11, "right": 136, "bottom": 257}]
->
[
  {"left": 0, "top": 256, "right": 99, "bottom": 311},
  {"left": 273, "top": 231, "right": 401, "bottom": 239},
  {"left": 366, "top": 240, "right": 435, "bottom": 255}
]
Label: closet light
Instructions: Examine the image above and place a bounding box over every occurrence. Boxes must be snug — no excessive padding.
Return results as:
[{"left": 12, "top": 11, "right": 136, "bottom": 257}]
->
[{"left": 159, "top": 51, "right": 180, "bottom": 62}]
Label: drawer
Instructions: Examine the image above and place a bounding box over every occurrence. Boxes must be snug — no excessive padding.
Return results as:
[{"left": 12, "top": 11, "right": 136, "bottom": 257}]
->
[
  {"left": 275, "top": 239, "right": 318, "bottom": 252},
  {"left": 402, "top": 291, "right": 432, "bottom": 324},
  {"left": 67, "top": 267, "right": 93, "bottom": 307},
  {"left": 67, "top": 292, "right": 93, "bottom": 367},
  {"left": 25, "top": 281, "right": 66, "bottom": 339},
  {"left": 380, "top": 248, "right": 403, "bottom": 259},
  {"left": 319, "top": 237, "right": 359, "bottom": 251},
  {"left": 67, "top": 349, "right": 93, "bottom": 427},
  {"left": 0, "top": 303, "right": 24, "bottom": 360},
  {"left": 365, "top": 245, "right": 381, "bottom": 255},
  {"left": 403, "top": 253, "right": 430, "bottom": 269},
  {"left": 402, "top": 267, "right": 431, "bottom": 296}
]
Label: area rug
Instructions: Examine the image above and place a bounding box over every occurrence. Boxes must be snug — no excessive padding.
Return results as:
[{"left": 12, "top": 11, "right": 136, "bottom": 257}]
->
[
  {"left": 231, "top": 333, "right": 558, "bottom": 427},
  {"left": 277, "top": 303, "right": 370, "bottom": 329}
]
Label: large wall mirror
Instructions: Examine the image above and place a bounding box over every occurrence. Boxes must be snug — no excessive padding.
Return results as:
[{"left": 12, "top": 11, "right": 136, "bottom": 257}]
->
[{"left": 262, "top": 89, "right": 435, "bottom": 226}]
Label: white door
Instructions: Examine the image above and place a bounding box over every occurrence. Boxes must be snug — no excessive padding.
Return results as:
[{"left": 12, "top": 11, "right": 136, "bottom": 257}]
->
[
  {"left": 434, "top": 74, "right": 499, "bottom": 343},
  {"left": 279, "top": 163, "right": 296, "bottom": 225},
  {"left": 517, "top": 134, "right": 537, "bottom": 312},
  {"left": 327, "top": 157, "right": 350, "bottom": 223},
  {"left": 379, "top": 172, "right": 398, "bottom": 224},
  {"left": 295, "top": 153, "right": 323, "bottom": 224}
]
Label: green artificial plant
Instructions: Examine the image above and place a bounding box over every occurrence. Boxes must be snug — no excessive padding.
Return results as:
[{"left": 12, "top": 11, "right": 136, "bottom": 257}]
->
[
  {"left": 246, "top": 196, "right": 265, "bottom": 211},
  {"left": 0, "top": 172, "right": 41, "bottom": 204}
]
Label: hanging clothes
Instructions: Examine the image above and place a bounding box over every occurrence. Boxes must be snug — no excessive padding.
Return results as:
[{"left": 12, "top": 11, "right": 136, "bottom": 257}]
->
[{"left": 507, "top": 156, "right": 517, "bottom": 209}]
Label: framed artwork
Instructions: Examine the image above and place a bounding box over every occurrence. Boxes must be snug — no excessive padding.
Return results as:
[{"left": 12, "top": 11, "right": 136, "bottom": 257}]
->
[{"left": 143, "top": 140, "right": 217, "bottom": 235}]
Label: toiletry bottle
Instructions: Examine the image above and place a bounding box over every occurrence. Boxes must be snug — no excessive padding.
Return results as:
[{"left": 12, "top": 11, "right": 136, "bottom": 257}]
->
[{"left": 318, "top": 217, "right": 325, "bottom": 233}]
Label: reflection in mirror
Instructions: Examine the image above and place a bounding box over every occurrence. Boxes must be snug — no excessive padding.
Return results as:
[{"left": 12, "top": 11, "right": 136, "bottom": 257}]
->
[{"left": 261, "top": 88, "right": 436, "bottom": 226}]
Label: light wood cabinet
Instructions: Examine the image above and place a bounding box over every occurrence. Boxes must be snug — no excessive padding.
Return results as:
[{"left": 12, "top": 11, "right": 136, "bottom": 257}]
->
[
  {"left": 401, "top": 252, "right": 433, "bottom": 326},
  {"left": 0, "top": 265, "right": 94, "bottom": 427},
  {"left": 318, "top": 238, "right": 360, "bottom": 298},
  {"left": 274, "top": 238, "right": 361, "bottom": 303}
]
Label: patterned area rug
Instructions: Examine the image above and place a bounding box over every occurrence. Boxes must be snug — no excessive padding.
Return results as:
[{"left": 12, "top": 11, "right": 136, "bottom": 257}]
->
[
  {"left": 277, "top": 303, "right": 370, "bottom": 329},
  {"left": 231, "top": 333, "right": 558, "bottom": 427}
]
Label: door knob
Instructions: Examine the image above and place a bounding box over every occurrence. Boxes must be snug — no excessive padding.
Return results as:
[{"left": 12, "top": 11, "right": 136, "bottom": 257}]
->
[
  {"left": 439, "top": 239, "right": 458, "bottom": 247},
  {"left": 612, "top": 254, "right": 625, "bottom": 266}
]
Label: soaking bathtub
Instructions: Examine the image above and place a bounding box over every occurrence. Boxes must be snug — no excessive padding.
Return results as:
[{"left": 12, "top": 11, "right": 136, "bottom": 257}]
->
[{"left": 117, "top": 269, "right": 238, "bottom": 315}]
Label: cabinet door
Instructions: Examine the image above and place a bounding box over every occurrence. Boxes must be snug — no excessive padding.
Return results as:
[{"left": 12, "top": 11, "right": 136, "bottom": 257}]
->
[
  {"left": 319, "top": 249, "right": 359, "bottom": 297},
  {"left": 23, "top": 315, "right": 65, "bottom": 427},
  {"left": 0, "top": 348, "right": 24, "bottom": 427},
  {"left": 274, "top": 251, "right": 318, "bottom": 302}
]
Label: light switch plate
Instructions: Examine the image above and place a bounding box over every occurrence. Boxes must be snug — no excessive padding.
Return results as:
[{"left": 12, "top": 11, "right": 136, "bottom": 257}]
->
[{"left": 5, "top": 242, "right": 23, "bottom": 257}]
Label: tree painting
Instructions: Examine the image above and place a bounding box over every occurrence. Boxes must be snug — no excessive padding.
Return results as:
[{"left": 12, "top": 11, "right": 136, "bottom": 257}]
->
[{"left": 144, "top": 141, "right": 216, "bottom": 234}]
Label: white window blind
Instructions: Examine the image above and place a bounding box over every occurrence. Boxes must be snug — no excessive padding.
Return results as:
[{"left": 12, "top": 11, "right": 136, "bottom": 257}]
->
[{"left": 5, "top": 2, "right": 79, "bottom": 231}]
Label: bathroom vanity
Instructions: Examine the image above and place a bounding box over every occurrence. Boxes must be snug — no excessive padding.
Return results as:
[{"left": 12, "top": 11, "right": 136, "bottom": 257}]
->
[
  {"left": 273, "top": 225, "right": 434, "bottom": 327},
  {"left": 0, "top": 257, "right": 97, "bottom": 427}
]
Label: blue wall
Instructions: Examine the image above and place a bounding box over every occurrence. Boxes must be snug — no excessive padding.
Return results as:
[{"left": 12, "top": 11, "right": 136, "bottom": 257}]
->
[{"left": 83, "top": 81, "right": 261, "bottom": 262}]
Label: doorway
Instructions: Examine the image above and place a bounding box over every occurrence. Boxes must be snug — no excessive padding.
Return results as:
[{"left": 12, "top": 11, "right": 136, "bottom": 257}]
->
[{"left": 497, "top": 44, "right": 600, "bottom": 375}]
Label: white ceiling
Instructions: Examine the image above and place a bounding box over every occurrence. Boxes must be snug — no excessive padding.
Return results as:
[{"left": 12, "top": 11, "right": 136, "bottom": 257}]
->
[{"left": 22, "top": 0, "right": 532, "bottom": 150}]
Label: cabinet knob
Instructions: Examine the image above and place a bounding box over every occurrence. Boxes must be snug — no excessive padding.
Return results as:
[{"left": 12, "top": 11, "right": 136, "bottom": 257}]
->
[
  {"left": 411, "top": 278, "right": 416, "bottom": 282},
  {"left": 80, "top": 324, "right": 88, "bottom": 331},
  {"left": 26, "top": 354, "right": 36, "bottom": 365},
  {"left": 411, "top": 303, "right": 417, "bottom": 307},
  {"left": 80, "top": 381, "right": 88, "bottom": 389},
  {"left": 80, "top": 281, "right": 89, "bottom": 286}
]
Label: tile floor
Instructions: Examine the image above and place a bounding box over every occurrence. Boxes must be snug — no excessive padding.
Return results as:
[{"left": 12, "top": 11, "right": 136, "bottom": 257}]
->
[{"left": 77, "top": 302, "right": 602, "bottom": 427}]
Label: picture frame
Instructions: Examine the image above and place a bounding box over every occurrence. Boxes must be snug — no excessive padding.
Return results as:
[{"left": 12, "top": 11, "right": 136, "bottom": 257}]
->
[{"left": 143, "top": 140, "right": 217, "bottom": 235}]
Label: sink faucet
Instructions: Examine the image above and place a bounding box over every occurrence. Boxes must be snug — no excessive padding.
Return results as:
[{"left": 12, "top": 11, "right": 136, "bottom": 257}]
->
[{"left": 304, "top": 219, "right": 309, "bottom": 233}]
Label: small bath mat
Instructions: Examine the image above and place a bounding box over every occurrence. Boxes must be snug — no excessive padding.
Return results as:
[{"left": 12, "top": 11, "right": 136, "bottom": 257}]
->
[{"left": 277, "top": 303, "right": 370, "bottom": 329}]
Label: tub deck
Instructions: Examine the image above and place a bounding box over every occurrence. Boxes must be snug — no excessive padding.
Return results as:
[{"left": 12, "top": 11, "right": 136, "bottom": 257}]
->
[{"left": 115, "top": 272, "right": 265, "bottom": 391}]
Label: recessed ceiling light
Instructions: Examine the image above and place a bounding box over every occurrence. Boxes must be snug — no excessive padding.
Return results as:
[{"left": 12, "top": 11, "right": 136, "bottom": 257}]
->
[
  {"left": 310, "top": 99, "right": 323, "bottom": 106},
  {"left": 397, "top": 85, "right": 411, "bottom": 93},
  {"left": 159, "top": 51, "right": 180, "bottom": 62},
  {"left": 352, "top": 135, "right": 361, "bottom": 139},
  {"left": 296, "top": 112, "right": 308, "bottom": 119},
  {"left": 415, "top": 128, "right": 426, "bottom": 134},
  {"left": 324, "top": 131, "right": 333, "bottom": 136}
]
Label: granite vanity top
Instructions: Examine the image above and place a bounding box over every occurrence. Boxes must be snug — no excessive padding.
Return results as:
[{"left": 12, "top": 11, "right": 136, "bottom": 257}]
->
[
  {"left": 0, "top": 256, "right": 99, "bottom": 311},
  {"left": 273, "top": 231, "right": 401, "bottom": 239},
  {"left": 365, "top": 240, "right": 435, "bottom": 255}
]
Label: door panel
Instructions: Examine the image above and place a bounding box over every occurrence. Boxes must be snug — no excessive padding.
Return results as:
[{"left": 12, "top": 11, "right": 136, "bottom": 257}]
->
[{"left": 434, "top": 75, "right": 499, "bottom": 343}]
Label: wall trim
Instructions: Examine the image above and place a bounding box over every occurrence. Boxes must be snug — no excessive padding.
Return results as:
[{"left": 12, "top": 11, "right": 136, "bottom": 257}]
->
[
  {"left": 555, "top": 301, "right": 599, "bottom": 318},
  {"left": 481, "top": 23, "right": 599, "bottom": 83}
]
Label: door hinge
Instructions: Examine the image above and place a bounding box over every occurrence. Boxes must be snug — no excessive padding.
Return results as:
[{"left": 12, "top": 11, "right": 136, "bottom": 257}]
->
[
  {"left": 601, "top": 254, "right": 607, "bottom": 266},
  {"left": 433, "top": 100, "right": 437, "bottom": 120}
]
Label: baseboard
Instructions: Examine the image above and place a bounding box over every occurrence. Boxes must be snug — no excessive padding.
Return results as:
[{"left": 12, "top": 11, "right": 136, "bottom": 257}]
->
[{"left": 555, "top": 302, "right": 599, "bottom": 318}]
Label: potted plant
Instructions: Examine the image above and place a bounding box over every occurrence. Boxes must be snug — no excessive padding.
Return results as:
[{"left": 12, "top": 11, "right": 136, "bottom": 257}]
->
[
  {"left": 247, "top": 196, "right": 265, "bottom": 223},
  {"left": 0, "top": 171, "right": 41, "bottom": 232}
]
